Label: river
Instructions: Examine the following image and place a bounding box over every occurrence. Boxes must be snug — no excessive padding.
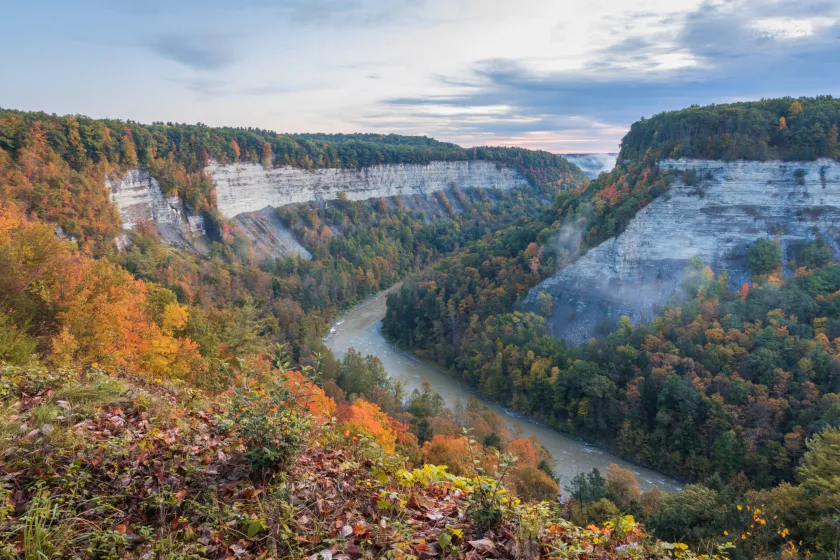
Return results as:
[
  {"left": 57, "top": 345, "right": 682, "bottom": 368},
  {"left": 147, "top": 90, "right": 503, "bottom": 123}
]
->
[{"left": 325, "top": 288, "right": 682, "bottom": 493}]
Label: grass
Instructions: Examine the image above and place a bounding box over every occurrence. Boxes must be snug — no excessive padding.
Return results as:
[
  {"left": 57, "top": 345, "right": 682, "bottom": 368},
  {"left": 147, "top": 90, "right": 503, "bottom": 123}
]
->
[{"left": 53, "top": 378, "right": 127, "bottom": 411}]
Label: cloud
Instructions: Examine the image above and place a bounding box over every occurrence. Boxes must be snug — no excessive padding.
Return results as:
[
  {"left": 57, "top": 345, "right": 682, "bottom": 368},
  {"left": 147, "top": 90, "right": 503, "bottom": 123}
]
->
[
  {"left": 369, "top": 0, "right": 840, "bottom": 151},
  {"left": 145, "top": 34, "right": 237, "bottom": 71}
]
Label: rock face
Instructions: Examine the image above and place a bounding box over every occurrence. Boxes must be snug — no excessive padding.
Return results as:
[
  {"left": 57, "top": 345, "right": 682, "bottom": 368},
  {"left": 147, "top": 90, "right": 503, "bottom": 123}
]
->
[
  {"left": 530, "top": 158, "right": 840, "bottom": 344},
  {"left": 232, "top": 207, "right": 312, "bottom": 260},
  {"left": 109, "top": 161, "right": 530, "bottom": 257},
  {"left": 108, "top": 168, "right": 204, "bottom": 248},
  {"left": 562, "top": 153, "right": 618, "bottom": 179},
  {"left": 207, "top": 161, "right": 529, "bottom": 219}
]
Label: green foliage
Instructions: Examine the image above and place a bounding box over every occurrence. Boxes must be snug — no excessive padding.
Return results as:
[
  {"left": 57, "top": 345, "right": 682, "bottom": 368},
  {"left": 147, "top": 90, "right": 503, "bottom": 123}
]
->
[
  {"left": 620, "top": 96, "right": 840, "bottom": 162},
  {"left": 648, "top": 485, "right": 727, "bottom": 543},
  {"left": 218, "top": 370, "right": 311, "bottom": 476},
  {"left": 0, "top": 312, "right": 36, "bottom": 365},
  {"left": 798, "top": 427, "right": 840, "bottom": 497},
  {"left": 747, "top": 238, "right": 782, "bottom": 276},
  {"left": 566, "top": 469, "right": 607, "bottom": 505},
  {"left": 801, "top": 236, "right": 833, "bottom": 268},
  {"left": 463, "top": 429, "right": 517, "bottom": 531}
]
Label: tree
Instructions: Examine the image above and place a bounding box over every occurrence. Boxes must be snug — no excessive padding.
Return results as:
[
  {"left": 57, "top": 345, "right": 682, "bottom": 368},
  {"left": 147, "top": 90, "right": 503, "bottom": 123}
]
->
[
  {"left": 605, "top": 464, "right": 641, "bottom": 509},
  {"left": 565, "top": 468, "right": 606, "bottom": 504},
  {"left": 797, "top": 427, "right": 840, "bottom": 559},
  {"left": 648, "top": 484, "right": 724, "bottom": 542},
  {"left": 802, "top": 237, "right": 833, "bottom": 268},
  {"left": 537, "top": 292, "right": 554, "bottom": 317},
  {"left": 747, "top": 238, "right": 782, "bottom": 276}
]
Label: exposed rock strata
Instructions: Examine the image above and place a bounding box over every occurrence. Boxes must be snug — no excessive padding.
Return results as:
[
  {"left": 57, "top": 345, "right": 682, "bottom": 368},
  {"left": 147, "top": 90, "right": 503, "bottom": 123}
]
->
[
  {"left": 530, "top": 158, "right": 840, "bottom": 344},
  {"left": 207, "top": 161, "right": 529, "bottom": 219},
  {"left": 108, "top": 168, "right": 204, "bottom": 248}
]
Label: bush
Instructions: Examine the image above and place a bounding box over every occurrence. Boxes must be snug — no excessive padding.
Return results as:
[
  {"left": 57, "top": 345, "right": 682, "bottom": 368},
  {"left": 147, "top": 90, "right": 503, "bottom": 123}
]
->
[
  {"left": 801, "top": 237, "right": 833, "bottom": 268},
  {"left": 0, "top": 311, "right": 36, "bottom": 365},
  {"left": 218, "top": 370, "right": 311, "bottom": 477},
  {"left": 747, "top": 238, "right": 782, "bottom": 276}
]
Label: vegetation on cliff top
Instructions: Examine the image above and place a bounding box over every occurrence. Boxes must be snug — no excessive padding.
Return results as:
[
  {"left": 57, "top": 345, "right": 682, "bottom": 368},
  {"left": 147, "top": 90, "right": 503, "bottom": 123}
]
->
[
  {"left": 0, "top": 107, "right": 585, "bottom": 246},
  {"left": 620, "top": 96, "right": 840, "bottom": 163}
]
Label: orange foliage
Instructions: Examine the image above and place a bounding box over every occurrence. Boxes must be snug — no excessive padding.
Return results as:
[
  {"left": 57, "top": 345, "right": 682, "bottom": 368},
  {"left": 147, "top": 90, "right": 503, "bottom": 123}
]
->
[
  {"left": 343, "top": 399, "right": 400, "bottom": 453},
  {"left": 0, "top": 203, "right": 205, "bottom": 377},
  {"left": 505, "top": 438, "right": 540, "bottom": 466},
  {"left": 282, "top": 370, "right": 337, "bottom": 423},
  {"left": 421, "top": 435, "right": 474, "bottom": 476}
]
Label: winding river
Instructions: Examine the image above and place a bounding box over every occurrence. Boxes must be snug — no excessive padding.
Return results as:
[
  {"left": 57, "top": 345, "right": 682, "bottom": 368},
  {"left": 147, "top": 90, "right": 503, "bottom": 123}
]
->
[{"left": 325, "top": 288, "right": 682, "bottom": 493}]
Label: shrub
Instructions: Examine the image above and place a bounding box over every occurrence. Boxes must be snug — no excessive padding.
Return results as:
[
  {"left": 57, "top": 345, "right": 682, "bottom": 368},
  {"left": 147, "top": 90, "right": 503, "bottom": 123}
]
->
[
  {"left": 0, "top": 311, "right": 36, "bottom": 365},
  {"left": 218, "top": 370, "right": 311, "bottom": 477}
]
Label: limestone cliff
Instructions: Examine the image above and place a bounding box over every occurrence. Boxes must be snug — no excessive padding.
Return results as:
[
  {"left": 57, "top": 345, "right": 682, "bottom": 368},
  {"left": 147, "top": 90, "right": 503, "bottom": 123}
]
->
[
  {"left": 207, "top": 160, "right": 529, "bottom": 219},
  {"left": 108, "top": 160, "right": 531, "bottom": 257},
  {"left": 108, "top": 168, "right": 205, "bottom": 249},
  {"left": 530, "top": 159, "right": 840, "bottom": 344}
]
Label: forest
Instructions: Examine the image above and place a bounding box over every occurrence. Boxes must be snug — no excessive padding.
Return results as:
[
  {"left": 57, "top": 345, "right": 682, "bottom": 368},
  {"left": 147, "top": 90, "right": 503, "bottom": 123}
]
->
[
  {"left": 620, "top": 96, "right": 840, "bottom": 163},
  {"left": 0, "top": 107, "right": 582, "bottom": 244},
  {"left": 384, "top": 97, "right": 840, "bottom": 558},
  {"left": 2, "top": 98, "right": 839, "bottom": 558}
]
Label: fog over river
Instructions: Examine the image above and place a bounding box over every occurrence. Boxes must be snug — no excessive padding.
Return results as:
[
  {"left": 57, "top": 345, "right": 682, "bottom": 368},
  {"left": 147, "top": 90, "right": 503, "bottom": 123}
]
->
[{"left": 325, "top": 288, "right": 682, "bottom": 493}]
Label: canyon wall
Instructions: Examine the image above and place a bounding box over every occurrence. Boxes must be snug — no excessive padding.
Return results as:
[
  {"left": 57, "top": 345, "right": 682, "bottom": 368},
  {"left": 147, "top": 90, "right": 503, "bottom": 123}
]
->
[
  {"left": 206, "top": 161, "right": 529, "bottom": 219},
  {"left": 529, "top": 158, "right": 840, "bottom": 344},
  {"left": 108, "top": 161, "right": 531, "bottom": 257},
  {"left": 108, "top": 168, "right": 205, "bottom": 249}
]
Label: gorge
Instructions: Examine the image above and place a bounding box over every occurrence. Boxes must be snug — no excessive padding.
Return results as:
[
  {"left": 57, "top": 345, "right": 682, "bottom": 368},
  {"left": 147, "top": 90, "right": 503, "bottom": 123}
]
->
[{"left": 529, "top": 158, "right": 840, "bottom": 343}]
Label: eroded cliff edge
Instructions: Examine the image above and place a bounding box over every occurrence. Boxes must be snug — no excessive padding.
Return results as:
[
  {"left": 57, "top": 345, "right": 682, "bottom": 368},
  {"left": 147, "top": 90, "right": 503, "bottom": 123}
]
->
[
  {"left": 530, "top": 158, "right": 840, "bottom": 344},
  {"left": 206, "top": 160, "right": 529, "bottom": 219},
  {"left": 108, "top": 160, "right": 531, "bottom": 257}
]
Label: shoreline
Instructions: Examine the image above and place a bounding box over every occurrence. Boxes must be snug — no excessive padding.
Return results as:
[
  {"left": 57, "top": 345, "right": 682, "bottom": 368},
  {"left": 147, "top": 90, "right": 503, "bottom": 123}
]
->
[{"left": 325, "top": 285, "right": 684, "bottom": 492}]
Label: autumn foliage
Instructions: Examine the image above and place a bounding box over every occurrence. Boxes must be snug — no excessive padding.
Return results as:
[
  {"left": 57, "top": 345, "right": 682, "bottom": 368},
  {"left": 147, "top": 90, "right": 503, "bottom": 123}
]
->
[{"left": 0, "top": 203, "right": 205, "bottom": 377}]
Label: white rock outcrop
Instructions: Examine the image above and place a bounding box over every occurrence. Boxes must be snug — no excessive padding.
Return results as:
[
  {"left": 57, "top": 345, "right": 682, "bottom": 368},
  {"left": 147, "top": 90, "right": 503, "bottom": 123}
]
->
[
  {"left": 108, "top": 168, "right": 204, "bottom": 248},
  {"left": 207, "top": 161, "right": 529, "bottom": 219},
  {"left": 532, "top": 159, "right": 840, "bottom": 344}
]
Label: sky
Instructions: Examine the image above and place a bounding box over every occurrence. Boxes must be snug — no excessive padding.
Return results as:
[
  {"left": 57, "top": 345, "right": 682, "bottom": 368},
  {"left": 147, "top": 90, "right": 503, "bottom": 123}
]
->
[{"left": 1, "top": 0, "right": 839, "bottom": 153}]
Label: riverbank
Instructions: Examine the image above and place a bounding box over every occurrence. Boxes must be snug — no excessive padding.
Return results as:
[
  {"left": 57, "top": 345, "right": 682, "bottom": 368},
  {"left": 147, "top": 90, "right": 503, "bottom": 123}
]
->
[{"left": 324, "top": 288, "right": 683, "bottom": 493}]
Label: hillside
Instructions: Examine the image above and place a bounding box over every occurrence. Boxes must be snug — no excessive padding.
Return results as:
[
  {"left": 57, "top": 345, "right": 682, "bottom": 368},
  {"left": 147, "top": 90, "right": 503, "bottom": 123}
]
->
[
  {"left": 383, "top": 96, "right": 840, "bottom": 558},
  {"left": 0, "top": 108, "right": 683, "bottom": 558},
  {"left": 0, "top": 362, "right": 721, "bottom": 559},
  {"left": 0, "top": 108, "right": 585, "bottom": 254}
]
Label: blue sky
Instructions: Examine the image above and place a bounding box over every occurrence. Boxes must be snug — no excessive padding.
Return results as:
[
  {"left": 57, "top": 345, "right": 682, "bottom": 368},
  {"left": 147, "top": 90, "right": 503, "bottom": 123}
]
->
[{"left": 1, "top": 0, "right": 838, "bottom": 152}]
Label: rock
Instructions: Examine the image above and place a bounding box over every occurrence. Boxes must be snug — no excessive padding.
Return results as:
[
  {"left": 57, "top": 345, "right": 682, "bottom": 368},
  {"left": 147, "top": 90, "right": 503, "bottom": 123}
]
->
[
  {"left": 529, "top": 158, "right": 840, "bottom": 344},
  {"left": 108, "top": 168, "right": 205, "bottom": 248},
  {"left": 207, "top": 160, "right": 529, "bottom": 219},
  {"left": 40, "top": 423, "right": 54, "bottom": 434}
]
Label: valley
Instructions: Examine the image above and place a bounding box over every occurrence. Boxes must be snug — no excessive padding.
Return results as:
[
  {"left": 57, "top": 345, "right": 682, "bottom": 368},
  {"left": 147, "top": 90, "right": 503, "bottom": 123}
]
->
[{"left": 325, "top": 287, "right": 682, "bottom": 492}]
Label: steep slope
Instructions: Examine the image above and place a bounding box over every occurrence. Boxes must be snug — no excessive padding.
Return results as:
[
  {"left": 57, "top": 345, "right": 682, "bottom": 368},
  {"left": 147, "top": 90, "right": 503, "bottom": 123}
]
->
[
  {"left": 0, "top": 107, "right": 586, "bottom": 258},
  {"left": 208, "top": 160, "right": 530, "bottom": 218},
  {"left": 533, "top": 158, "right": 840, "bottom": 343}
]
